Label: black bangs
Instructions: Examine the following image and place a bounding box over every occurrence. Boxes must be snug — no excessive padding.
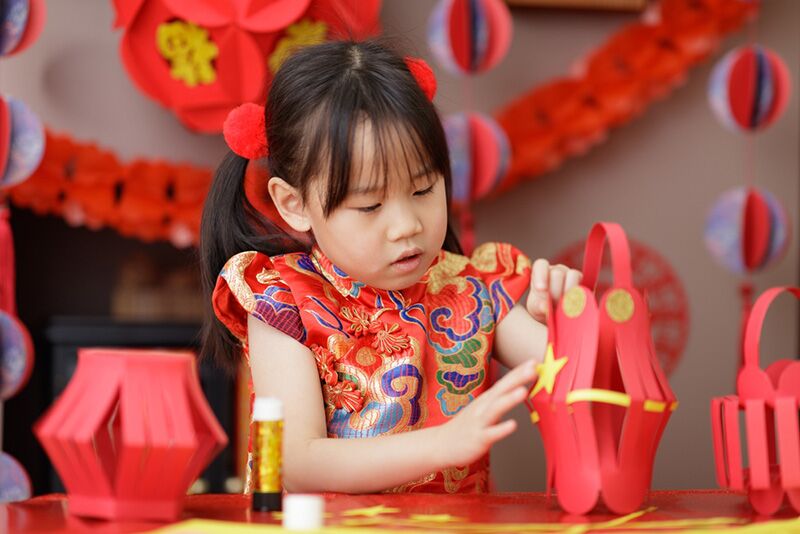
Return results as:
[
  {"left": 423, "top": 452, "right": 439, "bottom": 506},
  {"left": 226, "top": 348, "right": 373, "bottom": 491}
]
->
[{"left": 270, "top": 40, "right": 452, "bottom": 216}]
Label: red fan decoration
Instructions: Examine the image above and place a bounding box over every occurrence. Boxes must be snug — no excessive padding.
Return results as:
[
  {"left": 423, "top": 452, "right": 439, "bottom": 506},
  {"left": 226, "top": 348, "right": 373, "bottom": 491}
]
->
[
  {"left": 527, "top": 222, "right": 677, "bottom": 515},
  {"left": 712, "top": 287, "right": 800, "bottom": 516},
  {"left": 34, "top": 348, "right": 228, "bottom": 521}
]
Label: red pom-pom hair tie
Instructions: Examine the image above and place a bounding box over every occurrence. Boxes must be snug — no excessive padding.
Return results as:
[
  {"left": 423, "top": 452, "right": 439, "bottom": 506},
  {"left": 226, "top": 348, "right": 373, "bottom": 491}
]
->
[
  {"left": 223, "top": 103, "right": 268, "bottom": 160},
  {"left": 404, "top": 56, "right": 437, "bottom": 101}
]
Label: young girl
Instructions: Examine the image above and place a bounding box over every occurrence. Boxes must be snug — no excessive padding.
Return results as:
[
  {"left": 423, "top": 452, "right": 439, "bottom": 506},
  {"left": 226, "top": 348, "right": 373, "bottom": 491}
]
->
[{"left": 200, "top": 39, "right": 581, "bottom": 494}]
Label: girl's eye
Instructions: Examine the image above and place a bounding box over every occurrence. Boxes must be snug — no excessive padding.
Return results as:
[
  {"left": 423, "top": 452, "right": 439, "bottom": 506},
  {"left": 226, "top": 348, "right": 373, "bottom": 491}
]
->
[
  {"left": 414, "top": 184, "right": 434, "bottom": 196},
  {"left": 357, "top": 204, "right": 381, "bottom": 213}
]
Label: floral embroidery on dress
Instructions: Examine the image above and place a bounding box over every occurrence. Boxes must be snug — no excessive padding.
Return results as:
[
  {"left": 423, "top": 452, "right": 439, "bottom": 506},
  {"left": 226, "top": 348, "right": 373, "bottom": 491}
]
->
[
  {"left": 340, "top": 306, "right": 386, "bottom": 337},
  {"left": 324, "top": 380, "right": 364, "bottom": 413},
  {"left": 311, "top": 344, "right": 338, "bottom": 385},
  {"left": 370, "top": 322, "right": 410, "bottom": 356}
]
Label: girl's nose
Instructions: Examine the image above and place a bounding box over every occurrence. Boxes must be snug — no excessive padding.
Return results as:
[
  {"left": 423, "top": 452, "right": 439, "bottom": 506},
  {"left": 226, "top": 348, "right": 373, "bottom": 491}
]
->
[{"left": 386, "top": 205, "right": 423, "bottom": 242}]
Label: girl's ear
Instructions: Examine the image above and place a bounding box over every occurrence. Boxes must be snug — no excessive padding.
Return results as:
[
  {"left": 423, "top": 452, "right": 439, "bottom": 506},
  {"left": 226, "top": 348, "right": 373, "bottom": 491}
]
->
[{"left": 267, "top": 177, "right": 312, "bottom": 233}]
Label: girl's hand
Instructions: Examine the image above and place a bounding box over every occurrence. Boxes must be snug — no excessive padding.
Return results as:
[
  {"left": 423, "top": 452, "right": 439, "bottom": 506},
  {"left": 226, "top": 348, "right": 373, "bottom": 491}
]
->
[
  {"left": 526, "top": 259, "right": 582, "bottom": 323},
  {"left": 436, "top": 359, "right": 537, "bottom": 468}
]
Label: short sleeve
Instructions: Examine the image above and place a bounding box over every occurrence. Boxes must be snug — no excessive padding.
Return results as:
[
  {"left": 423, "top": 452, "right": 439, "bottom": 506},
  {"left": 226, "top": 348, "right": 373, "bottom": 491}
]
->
[
  {"left": 470, "top": 242, "right": 532, "bottom": 325},
  {"left": 212, "top": 251, "right": 305, "bottom": 344}
]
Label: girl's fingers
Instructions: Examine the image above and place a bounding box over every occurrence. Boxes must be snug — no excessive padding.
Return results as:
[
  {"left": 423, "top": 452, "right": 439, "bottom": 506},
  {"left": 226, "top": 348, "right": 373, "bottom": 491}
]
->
[
  {"left": 549, "top": 265, "right": 567, "bottom": 301},
  {"left": 565, "top": 268, "right": 582, "bottom": 291},
  {"left": 485, "top": 419, "right": 518, "bottom": 443},
  {"left": 484, "top": 386, "right": 528, "bottom": 423},
  {"left": 487, "top": 360, "right": 537, "bottom": 399},
  {"left": 532, "top": 259, "right": 550, "bottom": 292}
]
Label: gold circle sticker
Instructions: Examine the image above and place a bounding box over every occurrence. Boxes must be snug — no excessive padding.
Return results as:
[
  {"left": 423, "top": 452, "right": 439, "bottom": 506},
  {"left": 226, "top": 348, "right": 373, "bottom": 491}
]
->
[
  {"left": 606, "top": 289, "right": 634, "bottom": 323},
  {"left": 562, "top": 287, "right": 586, "bottom": 318}
]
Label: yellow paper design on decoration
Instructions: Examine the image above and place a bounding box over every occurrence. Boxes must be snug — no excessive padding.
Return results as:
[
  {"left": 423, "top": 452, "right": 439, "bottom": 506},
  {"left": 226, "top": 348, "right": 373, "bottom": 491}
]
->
[
  {"left": 563, "top": 286, "right": 586, "bottom": 318},
  {"left": 340, "top": 504, "right": 400, "bottom": 517},
  {"left": 566, "top": 389, "right": 678, "bottom": 413},
  {"left": 269, "top": 19, "right": 328, "bottom": 73},
  {"left": 156, "top": 20, "right": 218, "bottom": 86},
  {"left": 606, "top": 288, "right": 634, "bottom": 323},
  {"left": 530, "top": 344, "right": 568, "bottom": 398},
  {"left": 427, "top": 252, "right": 470, "bottom": 294}
]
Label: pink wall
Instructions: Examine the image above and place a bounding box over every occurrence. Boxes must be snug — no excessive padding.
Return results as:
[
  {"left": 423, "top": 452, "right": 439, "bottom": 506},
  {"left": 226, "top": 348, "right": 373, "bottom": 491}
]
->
[{"left": 1, "top": 0, "right": 798, "bottom": 490}]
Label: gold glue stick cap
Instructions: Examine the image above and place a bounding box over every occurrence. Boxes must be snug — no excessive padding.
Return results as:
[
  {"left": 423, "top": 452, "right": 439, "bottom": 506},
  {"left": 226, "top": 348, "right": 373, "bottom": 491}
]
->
[{"left": 253, "top": 397, "right": 283, "bottom": 421}]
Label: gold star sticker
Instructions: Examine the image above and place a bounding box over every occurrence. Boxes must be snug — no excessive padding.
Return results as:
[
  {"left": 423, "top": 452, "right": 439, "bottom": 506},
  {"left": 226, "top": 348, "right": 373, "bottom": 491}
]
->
[
  {"left": 529, "top": 343, "right": 568, "bottom": 398},
  {"left": 341, "top": 505, "right": 400, "bottom": 517}
]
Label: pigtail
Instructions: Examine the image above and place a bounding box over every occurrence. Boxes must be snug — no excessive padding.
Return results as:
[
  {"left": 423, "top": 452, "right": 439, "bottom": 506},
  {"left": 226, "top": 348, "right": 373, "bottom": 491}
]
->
[{"left": 198, "top": 151, "right": 304, "bottom": 372}]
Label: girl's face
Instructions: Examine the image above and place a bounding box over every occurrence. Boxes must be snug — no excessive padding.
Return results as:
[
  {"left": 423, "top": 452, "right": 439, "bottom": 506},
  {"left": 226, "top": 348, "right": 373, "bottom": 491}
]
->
[{"left": 305, "top": 121, "right": 448, "bottom": 291}]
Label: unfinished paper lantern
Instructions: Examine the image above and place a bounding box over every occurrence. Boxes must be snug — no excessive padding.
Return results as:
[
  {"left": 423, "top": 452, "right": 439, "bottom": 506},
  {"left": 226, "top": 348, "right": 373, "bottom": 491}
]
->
[
  {"left": 527, "top": 222, "right": 677, "bottom": 515},
  {"left": 708, "top": 44, "right": 791, "bottom": 133},
  {"left": 712, "top": 286, "right": 800, "bottom": 515},
  {"left": 552, "top": 237, "right": 689, "bottom": 377},
  {"left": 34, "top": 348, "right": 227, "bottom": 521},
  {"left": 705, "top": 186, "right": 789, "bottom": 276},
  {"left": 427, "top": 0, "right": 511, "bottom": 75}
]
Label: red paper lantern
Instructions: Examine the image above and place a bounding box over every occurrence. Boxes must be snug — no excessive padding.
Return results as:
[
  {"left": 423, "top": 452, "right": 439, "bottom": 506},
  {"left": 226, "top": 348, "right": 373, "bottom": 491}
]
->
[
  {"left": 527, "top": 223, "right": 677, "bottom": 515},
  {"left": 712, "top": 287, "right": 800, "bottom": 515},
  {"left": 34, "top": 349, "right": 227, "bottom": 521}
]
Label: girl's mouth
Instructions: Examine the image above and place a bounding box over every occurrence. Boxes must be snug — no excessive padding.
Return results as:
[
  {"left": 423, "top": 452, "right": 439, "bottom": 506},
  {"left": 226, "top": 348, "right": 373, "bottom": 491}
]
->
[{"left": 391, "top": 251, "right": 423, "bottom": 273}]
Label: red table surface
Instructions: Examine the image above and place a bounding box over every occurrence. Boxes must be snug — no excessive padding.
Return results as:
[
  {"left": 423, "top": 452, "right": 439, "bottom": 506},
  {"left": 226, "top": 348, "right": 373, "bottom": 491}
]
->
[{"left": 2, "top": 490, "right": 796, "bottom": 533}]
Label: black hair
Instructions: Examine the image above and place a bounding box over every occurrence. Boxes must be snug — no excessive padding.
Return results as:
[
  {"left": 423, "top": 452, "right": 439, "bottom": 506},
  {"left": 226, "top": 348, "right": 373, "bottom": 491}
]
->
[{"left": 199, "top": 39, "right": 462, "bottom": 372}]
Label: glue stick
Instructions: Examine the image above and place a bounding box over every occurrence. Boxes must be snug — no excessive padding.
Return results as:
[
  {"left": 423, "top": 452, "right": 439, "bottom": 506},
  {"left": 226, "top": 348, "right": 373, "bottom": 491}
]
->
[{"left": 252, "top": 397, "right": 283, "bottom": 512}]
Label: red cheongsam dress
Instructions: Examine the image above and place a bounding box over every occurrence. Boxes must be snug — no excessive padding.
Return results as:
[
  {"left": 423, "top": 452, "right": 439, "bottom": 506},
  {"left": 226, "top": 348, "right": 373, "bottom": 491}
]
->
[{"left": 213, "top": 242, "right": 531, "bottom": 493}]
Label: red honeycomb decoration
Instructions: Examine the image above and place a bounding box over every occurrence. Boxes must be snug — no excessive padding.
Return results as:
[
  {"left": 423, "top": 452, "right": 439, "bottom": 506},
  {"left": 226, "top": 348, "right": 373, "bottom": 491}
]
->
[
  {"left": 527, "top": 222, "right": 677, "bottom": 515},
  {"left": 712, "top": 287, "right": 800, "bottom": 516},
  {"left": 34, "top": 348, "right": 227, "bottom": 521}
]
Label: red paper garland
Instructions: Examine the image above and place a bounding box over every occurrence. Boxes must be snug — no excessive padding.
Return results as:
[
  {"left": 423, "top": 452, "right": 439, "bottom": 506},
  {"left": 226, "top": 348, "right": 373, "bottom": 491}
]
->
[{"left": 7, "top": 0, "right": 758, "bottom": 246}]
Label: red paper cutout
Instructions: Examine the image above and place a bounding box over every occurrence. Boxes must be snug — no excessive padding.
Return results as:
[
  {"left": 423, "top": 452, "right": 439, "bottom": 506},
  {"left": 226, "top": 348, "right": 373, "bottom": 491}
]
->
[
  {"left": 527, "top": 222, "right": 676, "bottom": 515},
  {"left": 34, "top": 348, "right": 228, "bottom": 521},
  {"left": 113, "top": 0, "right": 381, "bottom": 132},
  {"left": 712, "top": 287, "right": 800, "bottom": 515}
]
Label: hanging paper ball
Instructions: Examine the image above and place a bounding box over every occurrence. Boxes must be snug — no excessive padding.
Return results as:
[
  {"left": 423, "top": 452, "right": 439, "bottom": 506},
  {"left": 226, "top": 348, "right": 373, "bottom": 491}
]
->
[
  {"left": 443, "top": 112, "right": 510, "bottom": 205},
  {"left": 0, "top": 310, "right": 33, "bottom": 400},
  {"left": 0, "top": 453, "right": 31, "bottom": 502},
  {"left": 0, "top": 95, "right": 45, "bottom": 190},
  {"left": 0, "top": 0, "right": 46, "bottom": 57},
  {"left": 705, "top": 186, "right": 789, "bottom": 276},
  {"left": 708, "top": 44, "right": 791, "bottom": 132},
  {"left": 428, "top": 0, "right": 512, "bottom": 76}
]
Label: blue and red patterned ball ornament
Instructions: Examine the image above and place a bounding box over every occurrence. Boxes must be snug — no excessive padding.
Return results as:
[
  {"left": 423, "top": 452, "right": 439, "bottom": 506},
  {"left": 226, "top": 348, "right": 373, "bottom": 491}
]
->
[
  {"left": 708, "top": 45, "right": 791, "bottom": 133},
  {"left": 443, "top": 112, "right": 510, "bottom": 205},
  {"left": 705, "top": 186, "right": 789, "bottom": 276},
  {"left": 428, "top": 0, "right": 512, "bottom": 76},
  {"left": 0, "top": 0, "right": 46, "bottom": 57},
  {"left": 0, "top": 95, "right": 45, "bottom": 190}
]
